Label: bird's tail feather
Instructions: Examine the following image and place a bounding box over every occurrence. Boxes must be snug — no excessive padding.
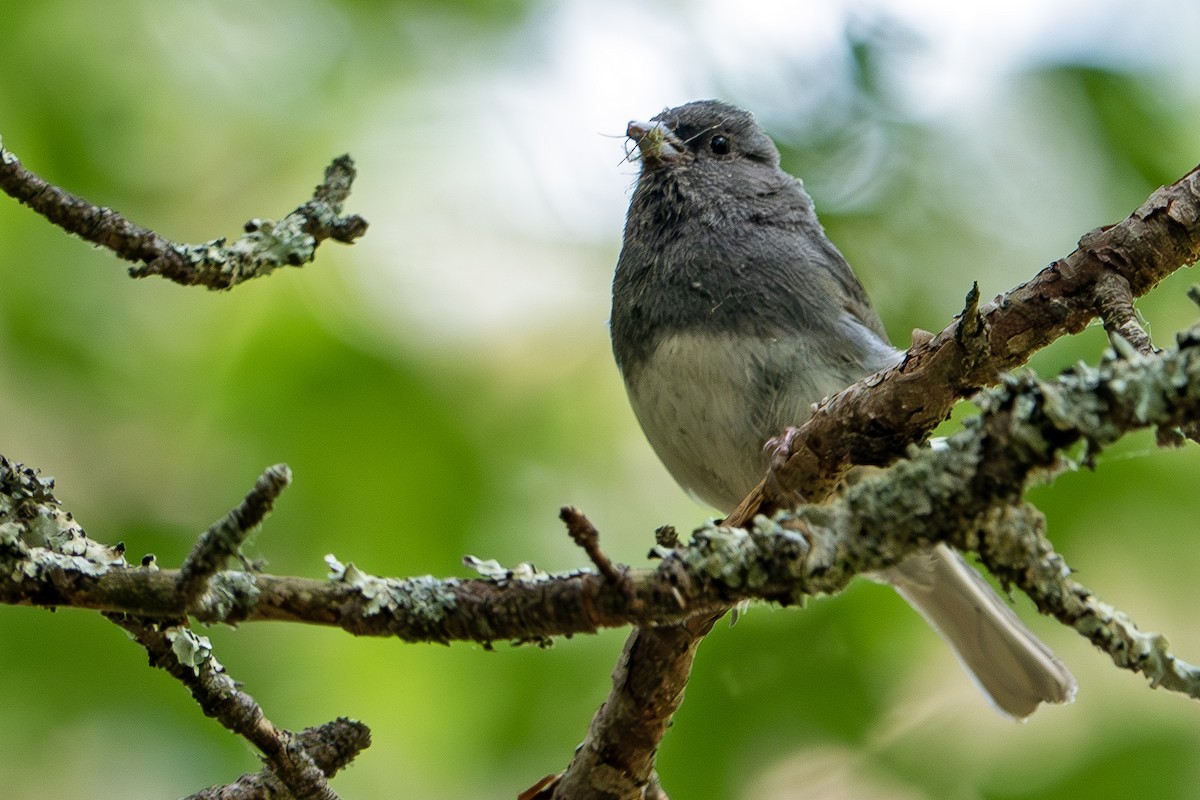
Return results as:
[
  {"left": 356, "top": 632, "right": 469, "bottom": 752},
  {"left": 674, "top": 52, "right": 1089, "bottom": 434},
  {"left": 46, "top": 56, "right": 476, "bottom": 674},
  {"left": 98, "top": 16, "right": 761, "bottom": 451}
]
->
[{"left": 882, "top": 543, "right": 1077, "bottom": 720}]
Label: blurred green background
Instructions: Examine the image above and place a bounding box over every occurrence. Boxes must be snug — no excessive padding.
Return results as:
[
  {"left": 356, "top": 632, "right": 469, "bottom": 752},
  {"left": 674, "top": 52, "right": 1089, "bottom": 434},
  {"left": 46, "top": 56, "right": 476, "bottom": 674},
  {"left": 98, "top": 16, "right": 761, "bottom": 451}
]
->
[{"left": 2, "top": 1, "right": 1200, "bottom": 798}]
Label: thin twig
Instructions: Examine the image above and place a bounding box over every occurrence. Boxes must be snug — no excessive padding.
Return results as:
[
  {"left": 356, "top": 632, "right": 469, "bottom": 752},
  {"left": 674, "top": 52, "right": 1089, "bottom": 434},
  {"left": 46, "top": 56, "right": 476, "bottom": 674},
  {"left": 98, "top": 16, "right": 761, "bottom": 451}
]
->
[
  {"left": 177, "top": 465, "right": 292, "bottom": 611},
  {"left": 560, "top": 505, "right": 624, "bottom": 586},
  {"left": 976, "top": 504, "right": 1200, "bottom": 698}
]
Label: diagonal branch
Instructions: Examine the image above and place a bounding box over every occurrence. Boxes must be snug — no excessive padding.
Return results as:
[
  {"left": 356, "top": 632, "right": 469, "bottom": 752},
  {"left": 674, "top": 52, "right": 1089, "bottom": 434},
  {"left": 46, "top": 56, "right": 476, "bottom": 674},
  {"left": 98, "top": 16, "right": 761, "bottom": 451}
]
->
[
  {"left": 541, "top": 616, "right": 712, "bottom": 800},
  {"left": 0, "top": 139, "right": 367, "bottom": 289},
  {"left": 177, "top": 464, "right": 292, "bottom": 610},
  {"left": 109, "top": 615, "right": 358, "bottom": 799},
  {"left": 726, "top": 163, "right": 1200, "bottom": 525}
]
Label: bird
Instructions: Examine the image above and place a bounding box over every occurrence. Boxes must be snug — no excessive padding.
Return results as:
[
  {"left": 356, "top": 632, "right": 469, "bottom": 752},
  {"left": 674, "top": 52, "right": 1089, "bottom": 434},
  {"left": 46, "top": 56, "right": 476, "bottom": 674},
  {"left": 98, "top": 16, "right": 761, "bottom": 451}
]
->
[{"left": 609, "top": 99, "right": 1076, "bottom": 719}]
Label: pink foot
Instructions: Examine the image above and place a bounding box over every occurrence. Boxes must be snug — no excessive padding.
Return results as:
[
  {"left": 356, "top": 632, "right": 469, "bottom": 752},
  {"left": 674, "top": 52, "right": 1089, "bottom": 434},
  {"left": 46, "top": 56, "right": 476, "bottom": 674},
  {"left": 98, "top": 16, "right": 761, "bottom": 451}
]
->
[{"left": 764, "top": 426, "right": 801, "bottom": 473}]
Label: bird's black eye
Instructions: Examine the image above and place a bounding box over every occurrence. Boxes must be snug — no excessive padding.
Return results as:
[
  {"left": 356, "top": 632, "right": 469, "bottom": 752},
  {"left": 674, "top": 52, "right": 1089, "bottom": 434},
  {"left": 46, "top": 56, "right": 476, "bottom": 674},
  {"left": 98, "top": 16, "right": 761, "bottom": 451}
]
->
[{"left": 709, "top": 135, "right": 730, "bottom": 155}]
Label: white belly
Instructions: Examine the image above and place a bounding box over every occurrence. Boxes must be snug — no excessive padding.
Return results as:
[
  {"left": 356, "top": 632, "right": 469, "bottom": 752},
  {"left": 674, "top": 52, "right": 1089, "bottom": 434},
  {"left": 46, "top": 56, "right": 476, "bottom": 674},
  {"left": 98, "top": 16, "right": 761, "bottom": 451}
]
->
[{"left": 624, "top": 331, "right": 828, "bottom": 513}]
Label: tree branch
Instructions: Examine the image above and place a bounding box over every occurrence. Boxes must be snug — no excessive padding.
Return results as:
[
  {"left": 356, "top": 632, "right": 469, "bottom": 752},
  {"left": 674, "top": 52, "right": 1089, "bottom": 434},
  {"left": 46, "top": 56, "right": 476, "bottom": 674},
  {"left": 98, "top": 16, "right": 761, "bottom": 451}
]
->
[
  {"left": 109, "top": 614, "right": 357, "bottom": 799},
  {"left": 5, "top": 312, "right": 1200, "bottom": 796},
  {"left": 725, "top": 163, "right": 1200, "bottom": 525},
  {"left": 0, "top": 138, "right": 367, "bottom": 289},
  {"left": 6, "top": 317, "right": 1200, "bottom": 651},
  {"left": 542, "top": 617, "right": 711, "bottom": 800},
  {"left": 185, "top": 718, "right": 371, "bottom": 800},
  {"left": 177, "top": 464, "right": 292, "bottom": 611}
]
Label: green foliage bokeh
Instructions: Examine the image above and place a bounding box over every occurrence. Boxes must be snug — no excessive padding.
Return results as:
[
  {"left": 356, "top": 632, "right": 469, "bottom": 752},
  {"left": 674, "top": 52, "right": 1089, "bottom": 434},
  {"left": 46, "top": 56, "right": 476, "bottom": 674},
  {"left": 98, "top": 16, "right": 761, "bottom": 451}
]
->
[{"left": 2, "top": 2, "right": 1200, "bottom": 798}]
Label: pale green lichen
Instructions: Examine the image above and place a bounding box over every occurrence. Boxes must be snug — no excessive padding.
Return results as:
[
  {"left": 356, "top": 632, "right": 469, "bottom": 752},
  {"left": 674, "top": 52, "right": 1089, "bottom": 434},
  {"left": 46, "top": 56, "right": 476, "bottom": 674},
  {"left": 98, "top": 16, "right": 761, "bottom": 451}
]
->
[
  {"left": 686, "top": 524, "right": 754, "bottom": 585},
  {"left": 0, "top": 521, "right": 23, "bottom": 549},
  {"left": 195, "top": 571, "right": 262, "bottom": 622},
  {"left": 388, "top": 575, "right": 459, "bottom": 630},
  {"left": 32, "top": 551, "right": 118, "bottom": 579},
  {"left": 0, "top": 457, "right": 125, "bottom": 567},
  {"left": 669, "top": 520, "right": 809, "bottom": 598},
  {"left": 167, "top": 628, "right": 215, "bottom": 674},
  {"left": 1073, "top": 593, "right": 1200, "bottom": 698},
  {"left": 462, "top": 555, "right": 552, "bottom": 584},
  {"left": 170, "top": 216, "right": 316, "bottom": 287},
  {"left": 327, "top": 554, "right": 458, "bottom": 627}
]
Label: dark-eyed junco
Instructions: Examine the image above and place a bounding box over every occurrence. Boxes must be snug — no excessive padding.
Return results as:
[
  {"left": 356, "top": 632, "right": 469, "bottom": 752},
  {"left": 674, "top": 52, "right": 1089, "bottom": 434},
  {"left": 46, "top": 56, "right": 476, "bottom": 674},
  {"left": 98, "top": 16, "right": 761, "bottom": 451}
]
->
[{"left": 610, "top": 99, "right": 1076, "bottom": 719}]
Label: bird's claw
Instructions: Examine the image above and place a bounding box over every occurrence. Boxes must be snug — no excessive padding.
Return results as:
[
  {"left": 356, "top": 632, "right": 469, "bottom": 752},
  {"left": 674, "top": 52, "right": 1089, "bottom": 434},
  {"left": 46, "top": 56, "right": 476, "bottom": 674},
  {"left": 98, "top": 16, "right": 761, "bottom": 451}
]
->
[{"left": 764, "top": 426, "right": 801, "bottom": 473}]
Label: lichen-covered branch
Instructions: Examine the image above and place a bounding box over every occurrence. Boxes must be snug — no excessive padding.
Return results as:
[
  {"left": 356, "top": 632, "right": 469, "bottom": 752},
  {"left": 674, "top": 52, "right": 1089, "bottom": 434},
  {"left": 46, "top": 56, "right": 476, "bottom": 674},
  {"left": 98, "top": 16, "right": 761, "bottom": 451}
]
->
[
  {"left": 7, "top": 322, "right": 1200, "bottom": 693},
  {"left": 726, "top": 163, "right": 1200, "bottom": 525},
  {"left": 975, "top": 504, "right": 1200, "bottom": 700},
  {"left": 0, "top": 458, "right": 367, "bottom": 797},
  {"left": 543, "top": 513, "right": 706, "bottom": 800},
  {"left": 0, "top": 138, "right": 367, "bottom": 289},
  {"left": 109, "top": 615, "right": 354, "bottom": 800},
  {"left": 177, "top": 464, "right": 292, "bottom": 610},
  {"left": 185, "top": 718, "right": 371, "bottom": 800}
]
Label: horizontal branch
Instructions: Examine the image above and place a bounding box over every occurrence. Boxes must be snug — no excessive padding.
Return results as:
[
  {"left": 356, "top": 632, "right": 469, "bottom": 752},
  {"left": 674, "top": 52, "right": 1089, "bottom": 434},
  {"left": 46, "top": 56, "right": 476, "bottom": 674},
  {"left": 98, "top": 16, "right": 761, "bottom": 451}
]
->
[
  {"left": 3, "top": 323, "right": 1200, "bottom": 702},
  {"left": 0, "top": 138, "right": 367, "bottom": 289}
]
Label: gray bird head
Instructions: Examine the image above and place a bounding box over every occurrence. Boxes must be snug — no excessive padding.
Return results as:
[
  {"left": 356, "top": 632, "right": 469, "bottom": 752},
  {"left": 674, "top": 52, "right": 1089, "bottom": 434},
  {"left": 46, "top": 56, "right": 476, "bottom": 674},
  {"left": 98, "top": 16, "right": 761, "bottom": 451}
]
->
[
  {"left": 626, "top": 100, "right": 781, "bottom": 170},
  {"left": 620, "top": 100, "right": 804, "bottom": 241},
  {"left": 612, "top": 98, "right": 892, "bottom": 393}
]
